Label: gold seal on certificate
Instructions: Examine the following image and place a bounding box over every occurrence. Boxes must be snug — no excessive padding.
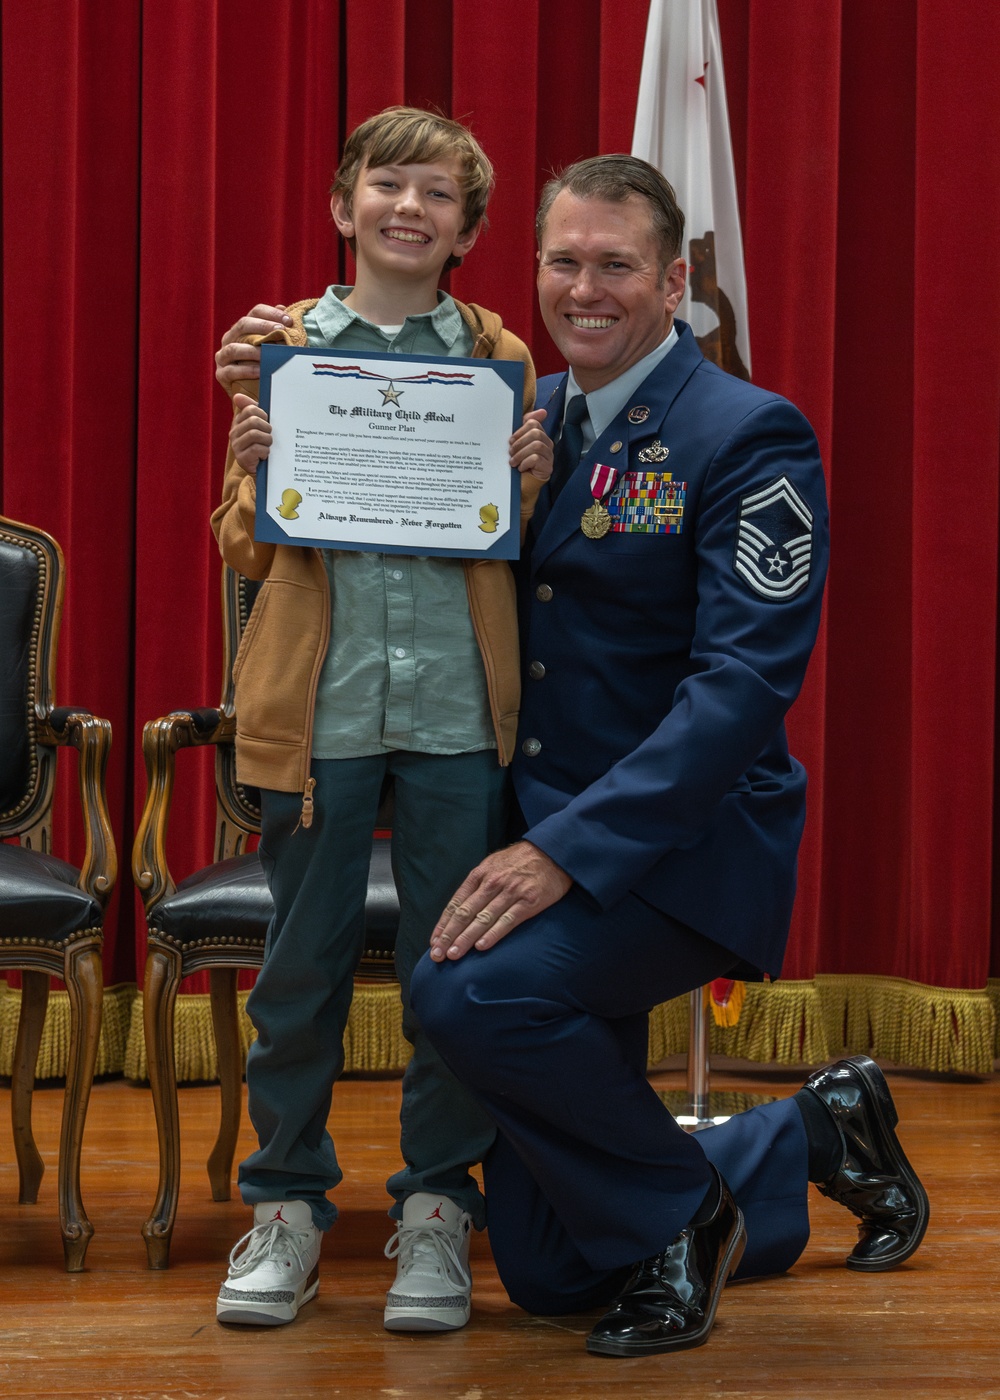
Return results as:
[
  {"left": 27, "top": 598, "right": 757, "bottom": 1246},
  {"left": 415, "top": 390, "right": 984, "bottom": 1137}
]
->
[{"left": 254, "top": 344, "right": 524, "bottom": 561}]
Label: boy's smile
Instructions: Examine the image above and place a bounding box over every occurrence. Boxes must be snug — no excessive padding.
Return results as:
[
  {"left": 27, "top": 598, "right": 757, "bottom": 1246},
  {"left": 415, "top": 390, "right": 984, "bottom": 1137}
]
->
[
  {"left": 383, "top": 228, "right": 431, "bottom": 244},
  {"left": 332, "top": 158, "right": 480, "bottom": 305}
]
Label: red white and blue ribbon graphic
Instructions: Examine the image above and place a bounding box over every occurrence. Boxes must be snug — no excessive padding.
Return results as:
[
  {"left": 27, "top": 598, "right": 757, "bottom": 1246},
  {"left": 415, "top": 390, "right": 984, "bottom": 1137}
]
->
[{"left": 311, "top": 363, "right": 474, "bottom": 388}]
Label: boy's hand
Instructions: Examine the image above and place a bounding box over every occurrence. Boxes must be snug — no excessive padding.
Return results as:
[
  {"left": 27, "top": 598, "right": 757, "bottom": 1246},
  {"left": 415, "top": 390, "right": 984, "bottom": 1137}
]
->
[
  {"left": 216, "top": 304, "right": 292, "bottom": 387},
  {"left": 230, "top": 393, "right": 272, "bottom": 473},
  {"left": 509, "top": 409, "right": 553, "bottom": 482}
]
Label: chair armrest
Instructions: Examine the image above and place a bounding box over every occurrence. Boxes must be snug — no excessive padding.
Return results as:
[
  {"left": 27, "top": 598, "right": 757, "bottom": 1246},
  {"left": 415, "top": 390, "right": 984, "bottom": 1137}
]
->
[
  {"left": 36, "top": 708, "right": 117, "bottom": 909},
  {"left": 131, "top": 708, "right": 236, "bottom": 913}
]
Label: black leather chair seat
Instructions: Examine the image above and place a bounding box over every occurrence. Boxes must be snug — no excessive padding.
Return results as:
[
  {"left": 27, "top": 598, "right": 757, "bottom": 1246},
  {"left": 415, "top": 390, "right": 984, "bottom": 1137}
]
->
[
  {"left": 154, "top": 839, "right": 398, "bottom": 963},
  {"left": 153, "top": 853, "right": 270, "bottom": 946},
  {"left": 0, "top": 843, "right": 101, "bottom": 942}
]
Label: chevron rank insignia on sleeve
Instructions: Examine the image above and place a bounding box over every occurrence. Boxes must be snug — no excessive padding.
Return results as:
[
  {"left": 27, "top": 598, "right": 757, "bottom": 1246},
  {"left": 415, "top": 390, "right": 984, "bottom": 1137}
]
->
[{"left": 734, "top": 476, "right": 813, "bottom": 601}]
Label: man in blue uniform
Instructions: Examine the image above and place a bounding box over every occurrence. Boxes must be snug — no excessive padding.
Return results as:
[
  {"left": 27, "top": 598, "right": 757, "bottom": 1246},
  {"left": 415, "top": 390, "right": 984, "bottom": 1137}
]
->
[{"left": 412, "top": 156, "right": 928, "bottom": 1356}]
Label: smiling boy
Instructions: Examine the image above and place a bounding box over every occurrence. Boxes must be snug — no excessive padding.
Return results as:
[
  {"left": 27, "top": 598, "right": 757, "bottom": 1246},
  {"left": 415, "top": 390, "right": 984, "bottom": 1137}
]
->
[{"left": 211, "top": 107, "right": 549, "bottom": 1335}]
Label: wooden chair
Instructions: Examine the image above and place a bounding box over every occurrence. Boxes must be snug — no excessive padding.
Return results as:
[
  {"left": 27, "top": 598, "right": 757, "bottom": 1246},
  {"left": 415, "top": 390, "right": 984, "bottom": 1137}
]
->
[
  {"left": 0, "top": 514, "right": 116, "bottom": 1271},
  {"left": 132, "top": 566, "right": 399, "bottom": 1268}
]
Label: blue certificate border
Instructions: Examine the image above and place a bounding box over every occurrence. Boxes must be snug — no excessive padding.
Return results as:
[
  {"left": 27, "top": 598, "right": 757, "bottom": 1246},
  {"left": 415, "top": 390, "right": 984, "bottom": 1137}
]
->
[{"left": 254, "top": 344, "right": 523, "bottom": 560}]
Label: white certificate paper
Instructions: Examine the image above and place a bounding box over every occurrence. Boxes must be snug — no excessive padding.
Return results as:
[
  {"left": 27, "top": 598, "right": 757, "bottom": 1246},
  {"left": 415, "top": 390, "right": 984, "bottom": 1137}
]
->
[{"left": 255, "top": 345, "right": 523, "bottom": 560}]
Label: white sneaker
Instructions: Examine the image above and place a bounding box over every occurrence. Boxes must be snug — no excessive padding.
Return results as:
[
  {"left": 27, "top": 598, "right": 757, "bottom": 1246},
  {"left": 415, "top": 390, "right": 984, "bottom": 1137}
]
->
[
  {"left": 383, "top": 1193, "right": 473, "bottom": 1332},
  {"left": 216, "top": 1200, "right": 322, "bottom": 1326}
]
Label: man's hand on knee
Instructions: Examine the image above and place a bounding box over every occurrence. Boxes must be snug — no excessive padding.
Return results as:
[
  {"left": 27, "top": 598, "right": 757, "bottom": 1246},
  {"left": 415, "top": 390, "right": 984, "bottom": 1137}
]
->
[{"left": 429, "top": 842, "right": 571, "bottom": 961}]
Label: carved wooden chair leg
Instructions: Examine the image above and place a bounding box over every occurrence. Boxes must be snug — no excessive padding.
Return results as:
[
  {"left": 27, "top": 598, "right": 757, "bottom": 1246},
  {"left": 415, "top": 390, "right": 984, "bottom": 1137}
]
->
[
  {"left": 207, "top": 966, "right": 242, "bottom": 1201},
  {"left": 59, "top": 939, "right": 103, "bottom": 1271},
  {"left": 11, "top": 969, "right": 49, "bottom": 1204},
  {"left": 142, "top": 944, "right": 183, "bottom": 1269}
]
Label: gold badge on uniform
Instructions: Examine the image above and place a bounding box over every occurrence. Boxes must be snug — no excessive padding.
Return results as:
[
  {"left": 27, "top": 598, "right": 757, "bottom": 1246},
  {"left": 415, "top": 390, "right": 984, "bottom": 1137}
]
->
[
  {"left": 627, "top": 405, "right": 650, "bottom": 424},
  {"left": 581, "top": 503, "right": 612, "bottom": 538},
  {"left": 581, "top": 464, "right": 619, "bottom": 538}
]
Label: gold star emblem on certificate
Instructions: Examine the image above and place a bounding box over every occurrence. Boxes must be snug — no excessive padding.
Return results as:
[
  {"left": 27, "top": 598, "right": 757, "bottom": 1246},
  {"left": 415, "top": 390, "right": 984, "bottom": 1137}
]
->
[{"left": 379, "top": 382, "right": 403, "bottom": 406}]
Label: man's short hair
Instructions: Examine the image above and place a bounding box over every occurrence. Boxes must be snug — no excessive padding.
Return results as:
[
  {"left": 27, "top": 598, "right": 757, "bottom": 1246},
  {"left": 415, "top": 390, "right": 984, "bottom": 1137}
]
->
[
  {"left": 535, "top": 155, "right": 685, "bottom": 267},
  {"left": 332, "top": 106, "right": 494, "bottom": 235}
]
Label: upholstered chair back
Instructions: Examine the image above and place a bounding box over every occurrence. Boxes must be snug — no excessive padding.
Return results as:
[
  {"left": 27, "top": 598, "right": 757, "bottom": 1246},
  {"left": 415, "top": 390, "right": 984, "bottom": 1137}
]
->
[{"left": 0, "top": 521, "right": 61, "bottom": 836}]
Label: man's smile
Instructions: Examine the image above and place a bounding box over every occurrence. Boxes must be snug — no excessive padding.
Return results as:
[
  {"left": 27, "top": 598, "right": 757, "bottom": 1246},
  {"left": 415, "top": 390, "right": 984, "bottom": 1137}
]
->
[{"left": 566, "top": 314, "right": 619, "bottom": 329}]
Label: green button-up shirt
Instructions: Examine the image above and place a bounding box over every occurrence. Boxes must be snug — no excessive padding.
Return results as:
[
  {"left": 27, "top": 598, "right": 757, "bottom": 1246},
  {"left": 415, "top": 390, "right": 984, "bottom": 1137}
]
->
[{"left": 303, "top": 286, "right": 495, "bottom": 759}]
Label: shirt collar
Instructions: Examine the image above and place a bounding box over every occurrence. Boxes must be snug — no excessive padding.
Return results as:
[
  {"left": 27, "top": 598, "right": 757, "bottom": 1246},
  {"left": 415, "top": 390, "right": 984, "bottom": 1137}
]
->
[
  {"left": 565, "top": 324, "right": 679, "bottom": 445},
  {"left": 310, "top": 285, "right": 465, "bottom": 348}
]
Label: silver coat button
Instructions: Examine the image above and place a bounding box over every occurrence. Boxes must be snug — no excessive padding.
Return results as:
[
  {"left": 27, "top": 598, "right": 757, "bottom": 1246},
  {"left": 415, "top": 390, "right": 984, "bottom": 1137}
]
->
[
  {"left": 521, "top": 737, "right": 542, "bottom": 757},
  {"left": 535, "top": 583, "right": 553, "bottom": 602},
  {"left": 528, "top": 661, "right": 546, "bottom": 680}
]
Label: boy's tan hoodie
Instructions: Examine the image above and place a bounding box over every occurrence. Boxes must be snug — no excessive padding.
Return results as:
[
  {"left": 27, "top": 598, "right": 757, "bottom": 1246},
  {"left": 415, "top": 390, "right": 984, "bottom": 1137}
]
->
[{"left": 211, "top": 297, "right": 539, "bottom": 802}]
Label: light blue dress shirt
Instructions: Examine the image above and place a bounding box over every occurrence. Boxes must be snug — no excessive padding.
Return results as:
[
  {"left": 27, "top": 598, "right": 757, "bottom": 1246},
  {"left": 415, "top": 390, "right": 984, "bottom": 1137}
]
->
[
  {"left": 563, "top": 324, "right": 679, "bottom": 452},
  {"left": 303, "top": 286, "right": 495, "bottom": 759}
]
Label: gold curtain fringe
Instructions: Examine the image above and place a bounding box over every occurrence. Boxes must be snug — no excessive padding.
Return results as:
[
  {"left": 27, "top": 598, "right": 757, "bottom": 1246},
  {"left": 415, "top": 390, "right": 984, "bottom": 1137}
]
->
[
  {"left": 716, "top": 980, "right": 828, "bottom": 1062},
  {"left": 649, "top": 976, "right": 995, "bottom": 1074},
  {"left": 123, "top": 982, "right": 413, "bottom": 1083},
  {"left": 4, "top": 974, "right": 991, "bottom": 1083},
  {"left": 647, "top": 991, "right": 690, "bottom": 1064},
  {"left": 0, "top": 981, "right": 135, "bottom": 1079},
  {"left": 648, "top": 980, "right": 828, "bottom": 1066},
  {"left": 815, "top": 974, "right": 996, "bottom": 1075},
  {"left": 988, "top": 979, "right": 1000, "bottom": 1058}
]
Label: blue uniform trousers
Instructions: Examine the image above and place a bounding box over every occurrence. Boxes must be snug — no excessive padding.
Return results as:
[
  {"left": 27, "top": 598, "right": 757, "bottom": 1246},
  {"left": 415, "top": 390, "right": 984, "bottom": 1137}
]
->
[
  {"left": 239, "top": 750, "right": 506, "bottom": 1231},
  {"left": 411, "top": 885, "right": 810, "bottom": 1313}
]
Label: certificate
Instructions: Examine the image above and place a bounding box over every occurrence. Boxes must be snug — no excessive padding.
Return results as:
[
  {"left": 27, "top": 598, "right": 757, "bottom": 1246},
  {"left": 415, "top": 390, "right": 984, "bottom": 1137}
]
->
[{"left": 255, "top": 345, "right": 524, "bottom": 560}]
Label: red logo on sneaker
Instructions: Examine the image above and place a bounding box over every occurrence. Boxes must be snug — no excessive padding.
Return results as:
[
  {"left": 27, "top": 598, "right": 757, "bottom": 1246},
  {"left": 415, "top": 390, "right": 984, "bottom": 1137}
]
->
[
  {"left": 426, "top": 1204, "right": 446, "bottom": 1222},
  {"left": 270, "top": 1207, "right": 288, "bottom": 1224}
]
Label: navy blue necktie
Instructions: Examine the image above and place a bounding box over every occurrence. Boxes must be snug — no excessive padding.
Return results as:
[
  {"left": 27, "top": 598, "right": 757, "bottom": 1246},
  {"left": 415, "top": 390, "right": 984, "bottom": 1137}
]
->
[{"left": 550, "top": 393, "right": 590, "bottom": 500}]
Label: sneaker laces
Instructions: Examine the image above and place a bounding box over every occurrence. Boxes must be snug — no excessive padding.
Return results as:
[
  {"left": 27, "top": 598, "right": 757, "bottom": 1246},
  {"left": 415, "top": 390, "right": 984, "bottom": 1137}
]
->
[
  {"left": 384, "top": 1220, "right": 471, "bottom": 1290},
  {"left": 227, "top": 1217, "right": 314, "bottom": 1279}
]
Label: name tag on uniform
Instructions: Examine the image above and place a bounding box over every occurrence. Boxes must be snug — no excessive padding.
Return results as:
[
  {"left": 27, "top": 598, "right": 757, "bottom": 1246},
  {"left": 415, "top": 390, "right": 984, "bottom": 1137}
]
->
[{"left": 609, "top": 472, "right": 687, "bottom": 534}]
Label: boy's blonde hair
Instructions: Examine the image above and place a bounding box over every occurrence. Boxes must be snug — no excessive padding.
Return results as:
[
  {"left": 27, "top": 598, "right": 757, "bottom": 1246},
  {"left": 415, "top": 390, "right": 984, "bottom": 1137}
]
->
[{"left": 332, "top": 106, "right": 494, "bottom": 268}]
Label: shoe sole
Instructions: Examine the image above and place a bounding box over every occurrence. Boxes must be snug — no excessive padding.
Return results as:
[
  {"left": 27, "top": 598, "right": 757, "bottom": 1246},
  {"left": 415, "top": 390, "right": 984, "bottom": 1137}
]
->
[
  {"left": 842, "top": 1056, "right": 930, "bottom": 1272},
  {"left": 216, "top": 1271, "right": 319, "bottom": 1327},
  {"left": 585, "top": 1212, "right": 747, "bottom": 1357},
  {"left": 383, "top": 1305, "right": 470, "bottom": 1332}
]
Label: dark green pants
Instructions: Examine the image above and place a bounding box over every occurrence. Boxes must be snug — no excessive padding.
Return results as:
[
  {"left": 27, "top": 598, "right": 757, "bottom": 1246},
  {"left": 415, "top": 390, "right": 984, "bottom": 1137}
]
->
[{"left": 239, "top": 749, "right": 506, "bottom": 1231}]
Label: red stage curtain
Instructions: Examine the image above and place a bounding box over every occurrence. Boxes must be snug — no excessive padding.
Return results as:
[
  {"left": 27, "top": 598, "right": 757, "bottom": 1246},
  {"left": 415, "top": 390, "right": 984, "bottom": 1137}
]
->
[
  {"left": 722, "top": 0, "right": 1000, "bottom": 998},
  {"left": 1, "top": 1, "right": 142, "bottom": 980},
  {"left": 2, "top": 1, "right": 999, "bottom": 1068}
]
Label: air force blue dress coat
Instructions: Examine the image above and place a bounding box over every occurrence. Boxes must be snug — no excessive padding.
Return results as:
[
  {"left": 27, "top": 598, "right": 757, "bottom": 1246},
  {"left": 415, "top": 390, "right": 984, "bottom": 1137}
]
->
[
  {"left": 516, "top": 321, "right": 828, "bottom": 977},
  {"left": 411, "top": 323, "right": 830, "bottom": 1301}
]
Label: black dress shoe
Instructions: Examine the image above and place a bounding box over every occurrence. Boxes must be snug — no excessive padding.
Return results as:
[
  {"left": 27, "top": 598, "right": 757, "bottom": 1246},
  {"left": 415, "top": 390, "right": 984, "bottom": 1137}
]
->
[
  {"left": 803, "top": 1054, "right": 929, "bottom": 1271},
  {"left": 585, "top": 1171, "right": 746, "bottom": 1356}
]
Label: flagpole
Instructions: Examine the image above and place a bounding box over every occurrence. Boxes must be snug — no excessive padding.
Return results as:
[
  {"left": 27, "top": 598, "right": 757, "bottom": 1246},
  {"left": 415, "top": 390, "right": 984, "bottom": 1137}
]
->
[
  {"left": 634, "top": 0, "right": 770, "bottom": 1129},
  {"left": 687, "top": 987, "right": 711, "bottom": 1120}
]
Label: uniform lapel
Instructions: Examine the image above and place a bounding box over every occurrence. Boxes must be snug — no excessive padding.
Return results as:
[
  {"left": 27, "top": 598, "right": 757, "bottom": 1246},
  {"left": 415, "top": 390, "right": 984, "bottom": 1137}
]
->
[
  {"left": 530, "top": 324, "right": 704, "bottom": 570},
  {"left": 526, "top": 374, "right": 568, "bottom": 542}
]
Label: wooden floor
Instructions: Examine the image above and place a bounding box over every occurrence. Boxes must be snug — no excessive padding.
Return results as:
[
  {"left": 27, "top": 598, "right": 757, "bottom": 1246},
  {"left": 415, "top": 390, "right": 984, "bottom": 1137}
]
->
[{"left": 0, "top": 1063, "right": 997, "bottom": 1400}]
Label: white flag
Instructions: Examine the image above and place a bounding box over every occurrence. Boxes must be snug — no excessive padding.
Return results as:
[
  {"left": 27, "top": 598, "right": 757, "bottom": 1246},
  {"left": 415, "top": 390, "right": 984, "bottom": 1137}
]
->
[{"left": 632, "top": 0, "right": 751, "bottom": 380}]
